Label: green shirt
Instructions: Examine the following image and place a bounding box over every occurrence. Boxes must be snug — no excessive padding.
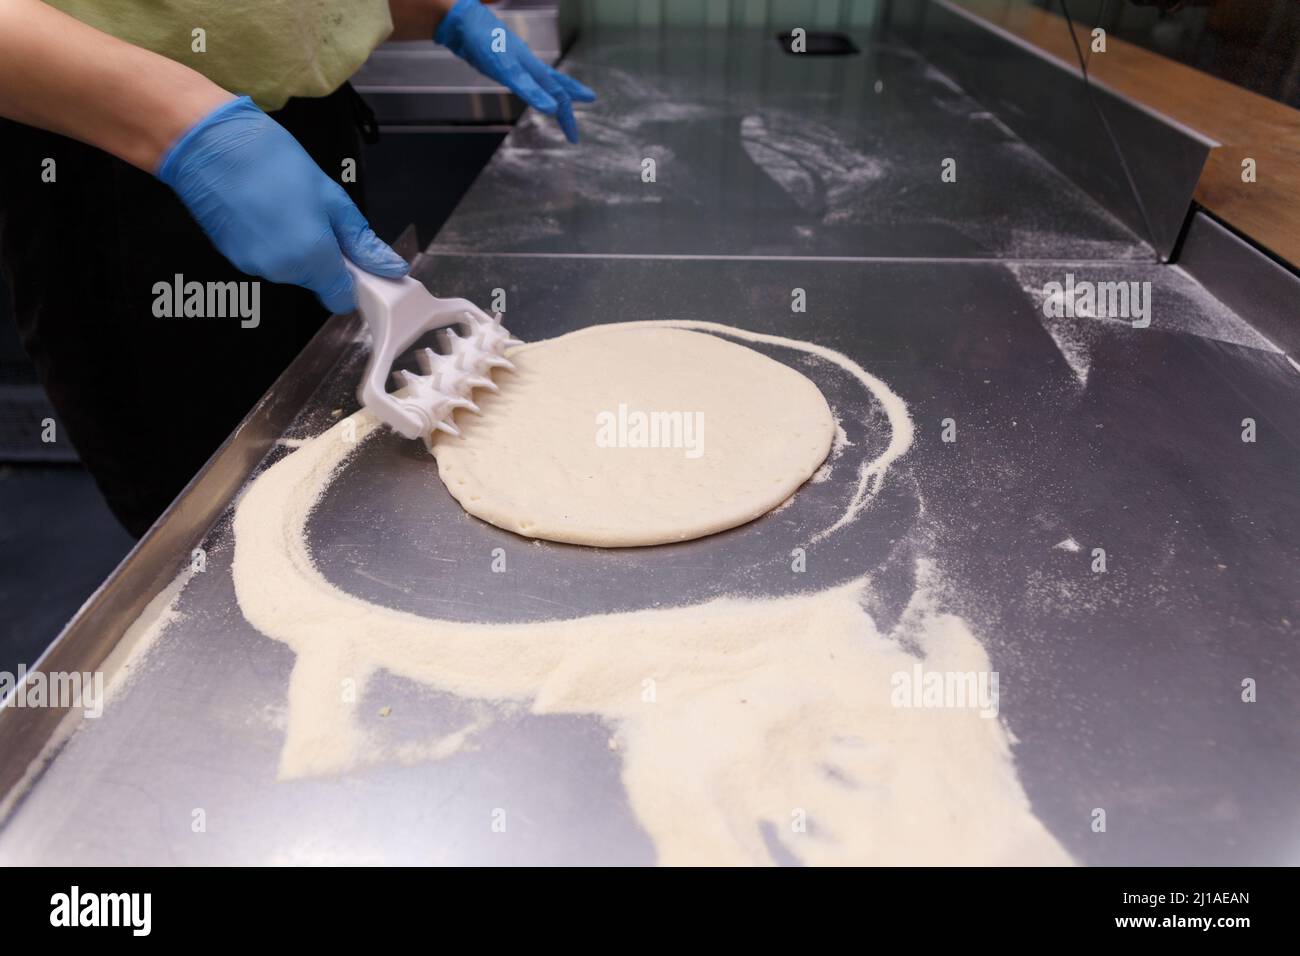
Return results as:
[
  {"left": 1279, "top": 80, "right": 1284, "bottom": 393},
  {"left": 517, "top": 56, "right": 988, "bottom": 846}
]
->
[{"left": 47, "top": 0, "right": 393, "bottom": 111}]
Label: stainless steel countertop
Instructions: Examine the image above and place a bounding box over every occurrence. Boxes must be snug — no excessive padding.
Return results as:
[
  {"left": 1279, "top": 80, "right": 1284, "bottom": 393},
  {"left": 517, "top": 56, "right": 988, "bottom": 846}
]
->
[
  {"left": 428, "top": 25, "right": 1154, "bottom": 260},
  {"left": 1, "top": 26, "right": 1297, "bottom": 866}
]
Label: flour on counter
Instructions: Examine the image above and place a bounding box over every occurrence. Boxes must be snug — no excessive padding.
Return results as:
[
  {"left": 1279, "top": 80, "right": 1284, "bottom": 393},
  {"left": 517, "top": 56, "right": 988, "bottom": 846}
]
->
[
  {"left": 811, "top": 420, "right": 851, "bottom": 485},
  {"left": 922, "top": 64, "right": 966, "bottom": 95},
  {"left": 0, "top": 567, "right": 194, "bottom": 824},
  {"left": 1007, "top": 261, "right": 1284, "bottom": 374},
  {"left": 230, "top": 321, "right": 1069, "bottom": 865},
  {"left": 740, "top": 112, "right": 887, "bottom": 223}
]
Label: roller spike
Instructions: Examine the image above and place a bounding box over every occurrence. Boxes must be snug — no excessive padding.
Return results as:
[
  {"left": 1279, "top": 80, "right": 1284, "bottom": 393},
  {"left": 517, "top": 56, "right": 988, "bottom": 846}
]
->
[
  {"left": 415, "top": 347, "right": 442, "bottom": 374},
  {"left": 349, "top": 265, "right": 528, "bottom": 447}
]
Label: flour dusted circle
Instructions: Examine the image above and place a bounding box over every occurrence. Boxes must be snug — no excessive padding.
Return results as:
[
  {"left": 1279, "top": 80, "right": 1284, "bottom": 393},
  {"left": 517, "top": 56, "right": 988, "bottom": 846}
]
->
[
  {"left": 431, "top": 325, "right": 836, "bottom": 547},
  {"left": 228, "top": 320, "right": 1070, "bottom": 864}
]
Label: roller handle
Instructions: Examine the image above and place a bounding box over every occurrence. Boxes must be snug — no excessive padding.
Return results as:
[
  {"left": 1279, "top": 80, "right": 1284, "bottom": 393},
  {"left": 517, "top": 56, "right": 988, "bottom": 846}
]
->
[{"left": 344, "top": 260, "right": 481, "bottom": 440}]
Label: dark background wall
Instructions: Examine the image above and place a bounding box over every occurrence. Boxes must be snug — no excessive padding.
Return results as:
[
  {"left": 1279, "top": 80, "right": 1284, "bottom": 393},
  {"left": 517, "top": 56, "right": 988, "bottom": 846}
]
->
[{"left": 1048, "top": 0, "right": 1300, "bottom": 107}]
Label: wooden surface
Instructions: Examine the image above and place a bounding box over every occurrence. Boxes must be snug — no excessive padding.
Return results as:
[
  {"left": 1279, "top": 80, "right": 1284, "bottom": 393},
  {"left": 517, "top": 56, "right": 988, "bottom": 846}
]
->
[{"left": 953, "top": 1, "right": 1300, "bottom": 268}]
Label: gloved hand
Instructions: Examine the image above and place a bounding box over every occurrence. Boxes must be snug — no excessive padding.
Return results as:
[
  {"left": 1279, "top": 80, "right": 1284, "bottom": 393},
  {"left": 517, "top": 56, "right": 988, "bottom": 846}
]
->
[
  {"left": 157, "top": 96, "right": 409, "bottom": 314},
  {"left": 436, "top": 0, "right": 596, "bottom": 143}
]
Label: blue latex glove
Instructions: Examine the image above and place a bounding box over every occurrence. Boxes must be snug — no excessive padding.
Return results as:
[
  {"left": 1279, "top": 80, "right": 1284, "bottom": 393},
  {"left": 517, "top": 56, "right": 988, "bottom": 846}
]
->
[
  {"left": 436, "top": 0, "right": 596, "bottom": 143},
  {"left": 157, "top": 96, "right": 409, "bottom": 314}
]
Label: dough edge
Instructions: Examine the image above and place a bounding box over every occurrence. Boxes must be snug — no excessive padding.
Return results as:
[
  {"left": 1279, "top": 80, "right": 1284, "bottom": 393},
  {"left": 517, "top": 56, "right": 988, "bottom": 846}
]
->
[{"left": 432, "top": 323, "right": 837, "bottom": 547}]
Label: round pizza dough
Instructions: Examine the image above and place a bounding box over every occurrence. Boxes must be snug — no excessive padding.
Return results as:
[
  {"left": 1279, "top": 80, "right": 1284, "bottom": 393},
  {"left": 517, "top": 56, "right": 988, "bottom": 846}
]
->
[{"left": 431, "top": 325, "right": 835, "bottom": 547}]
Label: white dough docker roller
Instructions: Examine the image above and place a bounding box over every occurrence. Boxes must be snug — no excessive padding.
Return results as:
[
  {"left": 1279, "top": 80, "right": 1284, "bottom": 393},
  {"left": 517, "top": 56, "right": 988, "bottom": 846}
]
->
[{"left": 344, "top": 261, "right": 523, "bottom": 450}]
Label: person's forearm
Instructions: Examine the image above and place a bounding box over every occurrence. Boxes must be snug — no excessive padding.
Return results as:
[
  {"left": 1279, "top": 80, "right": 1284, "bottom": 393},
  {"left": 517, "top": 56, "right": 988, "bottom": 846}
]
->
[
  {"left": 0, "top": 0, "right": 232, "bottom": 171},
  {"left": 388, "top": 0, "right": 457, "bottom": 42}
]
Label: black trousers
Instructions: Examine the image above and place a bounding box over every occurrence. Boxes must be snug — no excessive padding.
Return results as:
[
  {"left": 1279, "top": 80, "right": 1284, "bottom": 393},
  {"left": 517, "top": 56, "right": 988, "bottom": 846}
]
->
[{"left": 0, "top": 85, "right": 372, "bottom": 537}]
